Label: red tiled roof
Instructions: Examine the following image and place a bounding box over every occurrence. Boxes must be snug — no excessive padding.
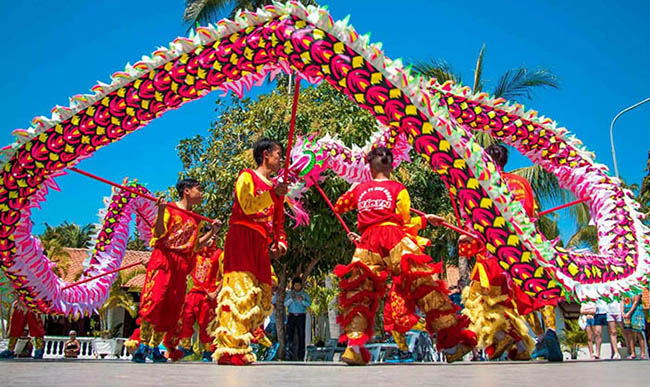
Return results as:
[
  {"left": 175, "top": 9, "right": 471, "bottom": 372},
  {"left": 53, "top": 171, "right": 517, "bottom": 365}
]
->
[{"left": 62, "top": 248, "right": 149, "bottom": 291}]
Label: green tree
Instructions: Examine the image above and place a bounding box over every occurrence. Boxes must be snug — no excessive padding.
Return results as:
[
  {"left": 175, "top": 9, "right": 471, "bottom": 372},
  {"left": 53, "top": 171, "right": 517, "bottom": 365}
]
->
[
  {"left": 41, "top": 221, "right": 96, "bottom": 249},
  {"left": 126, "top": 230, "right": 150, "bottom": 252},
  {"left": 638, "top": 149, "right": 650, "bottom": 219}
]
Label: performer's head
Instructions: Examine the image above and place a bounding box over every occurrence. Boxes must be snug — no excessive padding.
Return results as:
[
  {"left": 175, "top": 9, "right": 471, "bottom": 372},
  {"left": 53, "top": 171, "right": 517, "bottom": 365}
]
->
[
  {"left": 176, "top": 178, "right": 203, "bottom": 206},
  {"left": 69, "top": 330, "right": 77, "bottom": 339},
  {"left": 292, "top": 277, "right": 303, "bottom": 291},
  {"left": 367, "top": 146, "right": 394, "bottom": 177},
  {"left": 485, "top": 144, "right": 508, "bottom": 170},
  {"left": 253, "top": 138, "right": 283, "bottom": 173}
]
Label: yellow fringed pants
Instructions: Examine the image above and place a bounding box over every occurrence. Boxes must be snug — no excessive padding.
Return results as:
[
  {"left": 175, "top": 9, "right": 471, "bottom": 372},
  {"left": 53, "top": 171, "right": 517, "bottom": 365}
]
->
[
  {"left": 462, "top": 281, "right": 535, "bottom": 360},
  {"left": 212, "top": 271, "right": 272, "bottom": 363}
]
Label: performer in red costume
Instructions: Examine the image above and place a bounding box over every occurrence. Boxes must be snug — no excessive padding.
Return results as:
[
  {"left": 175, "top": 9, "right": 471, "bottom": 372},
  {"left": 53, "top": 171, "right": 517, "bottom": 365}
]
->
[
  {"left": 333, "top": 146, "right": 477, "bottom": 365},
  {"left": 0, "top": 297, "right": 45, "bottom": 359},
  {"left": 214, "top": 138, "right": 289, "bottom": 366},
  {"left": 176, "top": 237, "right": 224, "bottom": 362},
  {"left": 132, "top": 178, "right": 222, "bottom": 363},
  {"left": 460, "top": 144, "right": 562, "bottom": 362}
]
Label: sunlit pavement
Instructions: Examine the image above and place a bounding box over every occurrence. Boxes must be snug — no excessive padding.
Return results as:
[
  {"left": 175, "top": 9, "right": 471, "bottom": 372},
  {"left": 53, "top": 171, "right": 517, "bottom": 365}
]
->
[{"left": 1, "top": 359, "right": 648, "bottom": 387}]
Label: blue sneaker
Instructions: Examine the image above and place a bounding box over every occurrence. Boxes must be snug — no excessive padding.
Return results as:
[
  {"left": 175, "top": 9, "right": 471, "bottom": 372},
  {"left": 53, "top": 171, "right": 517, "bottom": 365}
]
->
[
  {"left": 151, "top": 347, "right": 167, "bottom": 363},
  {"left": 179, "top": 346, "right": 194, "bottom": 358},
  {"left": 201, "top": 351, "right": 213, "bottom": 362},
  {"left": 33, "top": 349, "right": 44, "bottom": 359},
  {"left": 530, "top": 337, "right": 548, "bottom": 359},
  {"left": 0, "top": 350, "right": 16, "bottom": 359},
  {"left": 543, "top": 329, "right": 563, "bottom": 362},
  {"left": 131, "top": 344, "right": 150, "bottom": 363}
]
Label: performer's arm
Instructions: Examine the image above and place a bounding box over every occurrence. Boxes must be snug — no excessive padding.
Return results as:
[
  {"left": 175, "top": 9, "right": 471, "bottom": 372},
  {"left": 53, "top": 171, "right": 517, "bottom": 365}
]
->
[
  {"left": 395, "top": 189, "right": 426, "bottom": 230},
  {"left": 271, "top": 195, "right": 288, "bottom": 254},
  {"left": 197, "top": 220, "right": 223, "bottom": 249},
  {"left": 236, "top": 171, "right": 274, "bottom": 215},
  {"left": 152, "top": 198, "right": 169, "bottom": 239},
  {"left": 333, "top": 187, "right": 356, "bottom": 214}
]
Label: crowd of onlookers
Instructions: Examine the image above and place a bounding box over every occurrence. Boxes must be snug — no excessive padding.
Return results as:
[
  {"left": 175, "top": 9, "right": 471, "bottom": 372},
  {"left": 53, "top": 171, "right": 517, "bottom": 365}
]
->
[{"left": 581, "top": 294, "right": 648, "bottom": 359}]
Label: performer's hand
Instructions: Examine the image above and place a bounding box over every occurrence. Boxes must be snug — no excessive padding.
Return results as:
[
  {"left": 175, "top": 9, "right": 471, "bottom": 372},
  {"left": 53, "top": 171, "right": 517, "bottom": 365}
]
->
[
  {"left": 347, "top": 232, "right": 361, "bottom": 243},
  {"left": 425, "top": 214, "right": 445, "bottom": 226},
  {"left": 155, "top": 196, "right": 166, "bottom": 212},
  {"left": 269, "top": 244, "right": 283, "bottom": 260},
  {"left": 277, "top": 242, "right": 287, "bottom": 256},
  {"left": 208, "top": 291, "right": 218, "bottom": 300},
  {"left": 274, "top": 182, "right": 289, "bottom": 196},
  {"left": 458, "top": 234, "right": 473, "bottom": 244},
  {"left": 210, "top": 219, "right": 223, "bottom": 232}
]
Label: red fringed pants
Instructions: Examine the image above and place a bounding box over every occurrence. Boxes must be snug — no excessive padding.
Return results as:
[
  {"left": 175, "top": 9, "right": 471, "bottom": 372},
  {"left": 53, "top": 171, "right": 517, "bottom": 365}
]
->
[{"left": 334, "top": 224, "right": 475, "bottom": 351}]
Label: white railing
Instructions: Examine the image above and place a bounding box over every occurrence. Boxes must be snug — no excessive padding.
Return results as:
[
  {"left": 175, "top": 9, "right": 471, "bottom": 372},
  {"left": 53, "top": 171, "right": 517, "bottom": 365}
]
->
[{"left": 1, "top": 337, "right": 132, "bottom": 360}]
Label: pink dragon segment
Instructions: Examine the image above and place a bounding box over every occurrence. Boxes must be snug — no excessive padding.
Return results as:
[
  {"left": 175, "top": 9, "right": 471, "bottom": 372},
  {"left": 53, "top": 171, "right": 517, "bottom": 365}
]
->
[
  {"left": 0, "top": 2, "right": 648, "bottom": 314},
  {"left": 11, "top": 172, "right": 156, "bottom": 316}
]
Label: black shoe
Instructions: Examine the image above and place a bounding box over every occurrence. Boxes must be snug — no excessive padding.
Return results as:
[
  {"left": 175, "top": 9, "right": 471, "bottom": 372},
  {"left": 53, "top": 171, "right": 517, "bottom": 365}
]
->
[{"left": 542, "top": 329, "right": 563, "bottom": 362}]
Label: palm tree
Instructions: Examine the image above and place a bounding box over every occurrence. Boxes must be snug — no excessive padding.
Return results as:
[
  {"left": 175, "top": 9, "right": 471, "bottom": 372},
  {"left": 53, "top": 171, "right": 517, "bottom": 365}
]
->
[
  {"left": 41, "top": 222, "right": 96, "bottom": 249},
  {"left": 97, "top": 268, "right": 145, "bottom": 336},
  {"left": 40, "top": 238, "right": 73, "bottom": 279},
  {"left": 126, "top": 230, "right": 150, "bottom": 252},
  {"left": 183, "top": 0, "right": 317, "bottom": 27},
  {"left": 638, "top": 149, "right": 650, "bottom": 217}
]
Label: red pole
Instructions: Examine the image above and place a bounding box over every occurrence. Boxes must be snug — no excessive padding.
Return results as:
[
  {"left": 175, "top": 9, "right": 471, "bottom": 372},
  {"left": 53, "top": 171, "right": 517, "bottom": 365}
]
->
[
  {"left": 68, "top": 167, "right": 213, "bottom": 224},
  {"left": 62, "top": 261, "right": 145, "bottom": 290},
  {"left": 537, "top": 197, "right": 590, "bottom": 217},
  {"left": 410, "top": 208, "right": 477, "bottom": 239},
  {"left": 283, "top": 78, "right": 302, "bottom": 180}
]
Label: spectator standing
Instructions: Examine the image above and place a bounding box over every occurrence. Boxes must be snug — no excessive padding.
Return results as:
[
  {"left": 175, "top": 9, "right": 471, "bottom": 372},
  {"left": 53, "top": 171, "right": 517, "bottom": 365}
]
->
[
  {"left": 284, "top": 277, "right": 311, "bottom": 361},
  {"left": 605, "top": 301, "right": 623, "bottom": 359},
  {"left": 580, "top": 301, "right": 607, "bottom": 359},
  {"left": 622, "top": 294, "right": 648, "bottom": 359}
]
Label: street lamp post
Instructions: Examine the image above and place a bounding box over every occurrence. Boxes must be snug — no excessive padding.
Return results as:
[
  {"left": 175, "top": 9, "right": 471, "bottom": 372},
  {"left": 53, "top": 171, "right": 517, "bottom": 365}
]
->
[{"left": 609, "top": 96, "right": 650, "bottom": 178}]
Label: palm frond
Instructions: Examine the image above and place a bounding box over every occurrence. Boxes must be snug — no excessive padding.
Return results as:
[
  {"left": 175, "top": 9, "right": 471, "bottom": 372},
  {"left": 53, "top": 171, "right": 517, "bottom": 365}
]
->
[
  {"left": 566, "top": 225, "right": 598, "bottom": 252},
  {"left": 492, "top": 68, "right": 559, "bottom": 102},
  {"left": 472, "top": 44, "right": 486, "bottom": 93},
  {"left": 569, "top": 202, "right": 592, "bottom": 227},
  {"left": 183, "top": 0, "right": 232, "bottom": 27},
  {"left": 473, "top": 131, "right": 499, "bottom": 148},
  {"left": 537, "top": 213, "right": 560, "bottom": 240},
  {"left": 639, "top": 149, "right": 650, "bottom": 214},
  {"left": 411, "top": 59, "right": 461, "bottom": 85}
]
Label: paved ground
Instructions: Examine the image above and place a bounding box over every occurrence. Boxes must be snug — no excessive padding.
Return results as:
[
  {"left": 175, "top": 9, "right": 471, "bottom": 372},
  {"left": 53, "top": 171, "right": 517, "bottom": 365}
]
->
[{"left": 1, "top": 359, "right": 648, "bottom": 387}]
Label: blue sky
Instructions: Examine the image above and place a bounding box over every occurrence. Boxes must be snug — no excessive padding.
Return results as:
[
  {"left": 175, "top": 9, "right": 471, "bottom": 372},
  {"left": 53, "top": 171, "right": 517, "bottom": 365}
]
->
[{"left": 1, "top": 0, "right": 648, "bottom": 240}]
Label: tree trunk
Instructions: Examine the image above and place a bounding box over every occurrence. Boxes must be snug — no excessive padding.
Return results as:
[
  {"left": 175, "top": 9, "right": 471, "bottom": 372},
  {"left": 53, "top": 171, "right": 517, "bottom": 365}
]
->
[
  {"left": 326, "top": 275, "right": 340, "bottom": 341},
  {"left": 0, "top": 291, "right": 4, "bottom": 339},
  {"left": 274, "top": 265, "right": 288, "bottom": 360},
  {"left": 458, "top": 256, "right": 471, "bottom": 289}
]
